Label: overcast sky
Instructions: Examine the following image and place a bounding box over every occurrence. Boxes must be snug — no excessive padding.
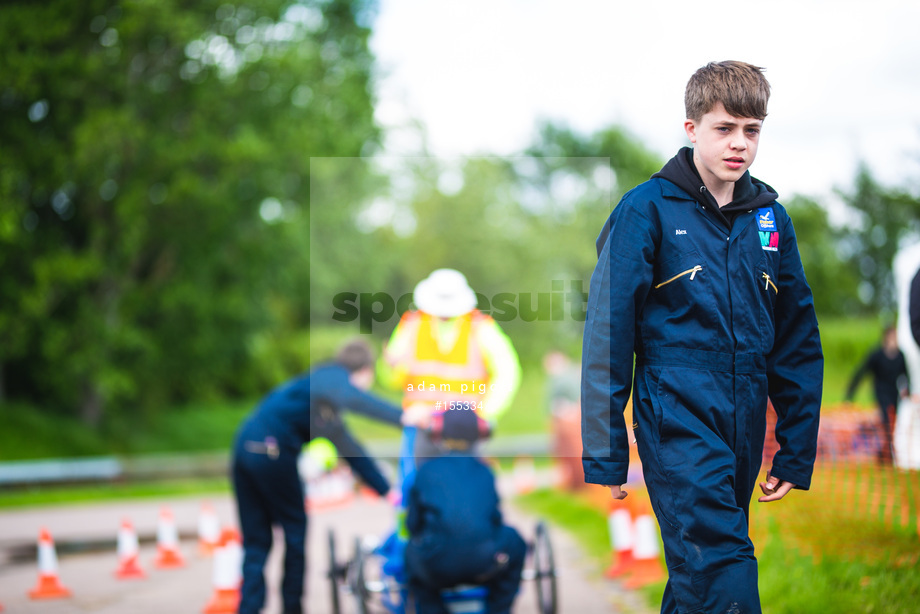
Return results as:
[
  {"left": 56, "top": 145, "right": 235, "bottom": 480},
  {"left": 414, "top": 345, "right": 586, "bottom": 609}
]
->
[{"left": 369, "top": 0, "right": 920, "bottom": 218}]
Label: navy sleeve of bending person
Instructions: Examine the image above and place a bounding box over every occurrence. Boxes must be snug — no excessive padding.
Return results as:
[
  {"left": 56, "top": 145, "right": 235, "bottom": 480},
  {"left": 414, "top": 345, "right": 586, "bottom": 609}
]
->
[
  {"left": 309, "top": 364, "right": 401, "bottom": 495},
  {"left": 245, "top": 364, "right": 402, "bottom": 454},
  {"left": 310, "top": 364, "right": 403, "bottom": 427},
  {"left": 324, "top": 425, "right": 390, "bottom": 495}
]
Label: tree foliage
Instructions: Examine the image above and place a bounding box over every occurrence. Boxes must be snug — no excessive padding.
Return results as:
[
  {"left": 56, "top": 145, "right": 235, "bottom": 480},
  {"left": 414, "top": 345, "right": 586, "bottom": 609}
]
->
[
  {"left": 310, "top": 122, "right": 664, "bottom": 360},
  {"left": 835, "top": 165, "right": 920, "bottom": 316},
  {"left": 2, "top": 0, "right": 915, "bottom": 438},
  {"left": 783, "top": 195, "right": 861, "bottom": 317},
  {"left": 0, "top": 0, "right": 379, "bottom": 423}
]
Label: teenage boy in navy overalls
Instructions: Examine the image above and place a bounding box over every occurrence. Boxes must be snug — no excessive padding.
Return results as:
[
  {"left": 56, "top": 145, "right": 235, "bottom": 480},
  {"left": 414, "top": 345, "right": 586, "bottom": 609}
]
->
[{"left": 581, "top": 61, "right": 823, "bottom": 614}]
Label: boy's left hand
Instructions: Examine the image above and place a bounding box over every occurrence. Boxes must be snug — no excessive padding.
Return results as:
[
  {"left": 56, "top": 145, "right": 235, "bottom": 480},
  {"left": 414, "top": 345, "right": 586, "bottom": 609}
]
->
[{"left": 757, "top": 473, "right": 796, "bottom": 502}]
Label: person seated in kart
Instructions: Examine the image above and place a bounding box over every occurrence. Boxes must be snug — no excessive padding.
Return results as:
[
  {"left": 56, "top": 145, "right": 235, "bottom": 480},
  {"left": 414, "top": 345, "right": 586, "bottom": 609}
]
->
[{"left": 404, "top": 407, "right": 526, "bottom": 614}]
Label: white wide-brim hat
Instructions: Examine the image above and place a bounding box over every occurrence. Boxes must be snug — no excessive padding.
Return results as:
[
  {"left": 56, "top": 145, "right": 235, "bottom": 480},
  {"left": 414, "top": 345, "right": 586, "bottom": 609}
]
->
[{"left": 413, "top": 269, "right": 477, "bottom": 318}]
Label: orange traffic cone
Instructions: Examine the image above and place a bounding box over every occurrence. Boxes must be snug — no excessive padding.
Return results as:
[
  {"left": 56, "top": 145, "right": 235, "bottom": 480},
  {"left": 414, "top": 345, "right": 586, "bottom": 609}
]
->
[
  {"left": 604, "top": 496, "right": 635, "bottom": 578},
  {"left": 623, "top": 495, "right": 666, "bottom": 589},
  {"left": 512, "top": 456, "right": 537, "bottom": 495},
  {"left": 114, "top": 518, "right": 146, "bottom": 579},
  {"left": 28, "top": 528, "right": 72, "bottom": 599},
  {"left": 154, "top": 506, "right": 186, "bottom": 569},
  {"left": 198, "top": 501, "right": 221, "bottom": 557},
  {"left": 202, "top": 528, "right": 243, "bottom": 614}
]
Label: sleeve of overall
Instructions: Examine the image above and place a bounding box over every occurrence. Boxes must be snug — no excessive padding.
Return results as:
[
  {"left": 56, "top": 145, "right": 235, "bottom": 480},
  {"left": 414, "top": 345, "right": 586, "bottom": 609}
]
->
[
  {"left": 477, "top": 320, "right": 522, "bottom": 421},
  {"left": 335, "top": 383, "right": 404, "bottom": 427},
  {"left": 581, "top": 199, "right": 657, "bottom": 487},
  {"left": 766, "top": 213, "right": 824, "bottom": 490},
  {"left": 329, "top": 428, "right": 391, "bottom": 496}
]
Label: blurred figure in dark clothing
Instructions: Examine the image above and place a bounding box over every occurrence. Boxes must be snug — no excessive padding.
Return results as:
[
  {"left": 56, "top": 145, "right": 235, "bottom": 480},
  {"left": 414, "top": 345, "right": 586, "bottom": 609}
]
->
[{"left": 846, "top": 326, "right": 910, "bottom": 463}]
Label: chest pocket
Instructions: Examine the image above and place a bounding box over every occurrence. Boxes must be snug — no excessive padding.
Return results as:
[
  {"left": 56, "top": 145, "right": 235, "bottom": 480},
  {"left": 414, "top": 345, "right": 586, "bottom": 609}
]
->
[
  {"left": 654, "top": 250, "right": 706, "bottom": 290},
  {"left": 655, "top": 264, "right": 703, "bottom": 289},
  {"left": 650, "top": 249, "right": 718, "bottom": 331}
]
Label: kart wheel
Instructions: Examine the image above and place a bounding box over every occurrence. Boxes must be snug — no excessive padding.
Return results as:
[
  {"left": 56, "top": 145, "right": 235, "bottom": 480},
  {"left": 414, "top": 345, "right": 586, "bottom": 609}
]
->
[
  {"left": 533, "top": 521, "right": 557, "bottom": 614},
  {"left": 328, "top": 530, "right": 342, "bottom": 614},
  {"left": 349, "top": 536, "right": 370, "bottom": 614}
]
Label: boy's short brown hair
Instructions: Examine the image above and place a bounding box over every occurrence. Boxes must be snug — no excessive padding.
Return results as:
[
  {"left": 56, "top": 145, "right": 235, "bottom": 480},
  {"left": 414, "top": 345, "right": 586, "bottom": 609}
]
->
[
  {"left": 685, "top": 60, "right": 770, "bottom": 122},
  {"left": 334, "top": 338, "right": 375, "bottom": 373}
]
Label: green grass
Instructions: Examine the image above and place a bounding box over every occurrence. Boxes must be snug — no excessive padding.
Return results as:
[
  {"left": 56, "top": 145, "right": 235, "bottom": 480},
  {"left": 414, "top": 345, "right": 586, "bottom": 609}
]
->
[
  {"left": 0, "top": 477, "right": 231, "bottom": 509},
  {"left": 517, "top": 482, "right": 920, "bottom": 613},
  {"left": 515, "top": 488, "right": 614, "bottom": 565},
  {"left": 819, "top": 316, "right": 887, "bottom": 406},
  {"left": 0, "top": 401, "right": 112, "bottom": 460},
  {"left": 0, "top": 399, "right": 253, "bottom": 461},
  {"left": 108, "top": 399, "right": 253, "bottom": 454},
  {"left": 757, "top": 517, "right": 920, "bottom": 614},
  {"left": 516, "top": 488, "right": 666, "bottom": 607}
]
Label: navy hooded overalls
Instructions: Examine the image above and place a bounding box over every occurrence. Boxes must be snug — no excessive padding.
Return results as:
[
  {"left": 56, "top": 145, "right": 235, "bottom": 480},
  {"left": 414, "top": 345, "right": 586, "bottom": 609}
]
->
[
  {"left": 232, "top": 363, "right": 402, "bottom": 614},
  {"left": 582, "top": 149, "right": 823, "bottom": 614}
]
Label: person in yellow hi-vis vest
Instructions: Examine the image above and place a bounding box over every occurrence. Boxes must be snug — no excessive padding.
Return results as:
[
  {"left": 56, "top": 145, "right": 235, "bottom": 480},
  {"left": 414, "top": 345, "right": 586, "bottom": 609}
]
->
[{"left": 379, "top": 269, "right": 521, "bottom": 463}]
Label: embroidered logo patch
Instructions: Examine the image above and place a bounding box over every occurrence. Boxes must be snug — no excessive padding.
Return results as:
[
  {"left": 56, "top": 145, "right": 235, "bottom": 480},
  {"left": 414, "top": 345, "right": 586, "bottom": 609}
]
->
[
  {"left": 757, "top": 207, "right": 777, "bottom": 231},
  {"left": 759, "top": 231, "right": 779, "bottom": 252}
]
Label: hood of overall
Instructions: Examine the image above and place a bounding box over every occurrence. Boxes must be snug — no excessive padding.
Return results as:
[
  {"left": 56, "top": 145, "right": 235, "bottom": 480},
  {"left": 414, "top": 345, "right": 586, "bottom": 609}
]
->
[{"left": 653, "top": 146, "right": 779, "bottom": 230}]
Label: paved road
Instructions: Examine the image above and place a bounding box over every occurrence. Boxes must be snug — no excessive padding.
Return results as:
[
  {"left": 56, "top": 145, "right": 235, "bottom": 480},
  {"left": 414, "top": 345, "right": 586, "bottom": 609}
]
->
[{"left": 0, "top": 481, "right": 652, "bottom": 614}]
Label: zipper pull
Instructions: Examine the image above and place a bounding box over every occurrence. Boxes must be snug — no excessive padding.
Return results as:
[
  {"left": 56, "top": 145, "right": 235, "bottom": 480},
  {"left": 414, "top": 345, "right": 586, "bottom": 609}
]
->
[
  {"left": 690, "top": 265, "right": 701, "bottom": 280},
  {"left": 762, "top": 272, "right": 778, "bottom": 294}
]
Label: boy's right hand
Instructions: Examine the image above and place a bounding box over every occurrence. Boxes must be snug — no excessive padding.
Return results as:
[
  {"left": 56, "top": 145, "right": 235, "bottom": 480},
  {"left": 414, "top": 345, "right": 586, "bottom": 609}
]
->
[
  {"left": 605, "top": 485, "right": 628, "bottom": 500},
  {"left": 758, "top": 472, "right": 796, "bottom": 502}
]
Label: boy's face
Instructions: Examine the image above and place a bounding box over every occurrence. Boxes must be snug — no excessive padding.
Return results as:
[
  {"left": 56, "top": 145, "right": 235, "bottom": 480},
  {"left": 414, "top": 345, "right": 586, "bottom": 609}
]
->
[{"left": 684, "top": 101, "right": 763, "bottom": 192}]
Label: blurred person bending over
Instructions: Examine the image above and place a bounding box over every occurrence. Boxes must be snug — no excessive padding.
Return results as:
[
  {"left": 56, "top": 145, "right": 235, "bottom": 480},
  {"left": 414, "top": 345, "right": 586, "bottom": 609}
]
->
[{"left": 232, "top": 339, "right": 402, "bottom": 614}]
